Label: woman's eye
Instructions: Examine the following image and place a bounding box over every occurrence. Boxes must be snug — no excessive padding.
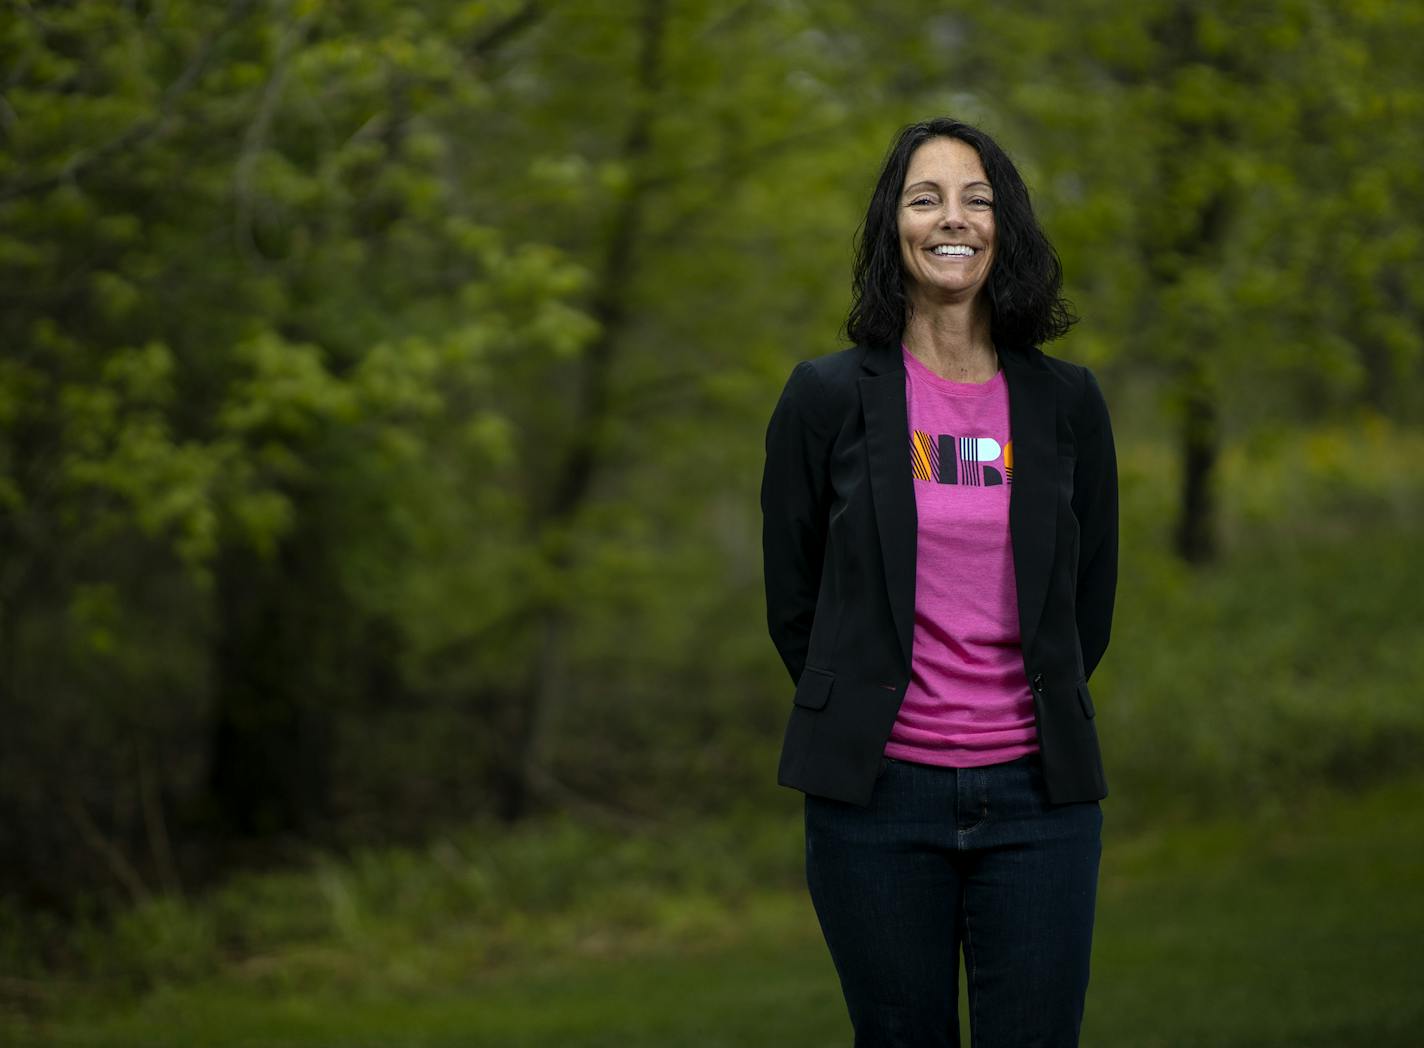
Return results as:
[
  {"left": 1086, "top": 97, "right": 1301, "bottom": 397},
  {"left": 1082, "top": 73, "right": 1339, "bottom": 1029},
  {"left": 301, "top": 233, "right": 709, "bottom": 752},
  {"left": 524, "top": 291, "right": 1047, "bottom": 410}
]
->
[
  {"left": 969, "top": 197, "right": 994, "bottom": 209},
  {"left": 909, "top": 197, "right": 936, "bottom": 207}
]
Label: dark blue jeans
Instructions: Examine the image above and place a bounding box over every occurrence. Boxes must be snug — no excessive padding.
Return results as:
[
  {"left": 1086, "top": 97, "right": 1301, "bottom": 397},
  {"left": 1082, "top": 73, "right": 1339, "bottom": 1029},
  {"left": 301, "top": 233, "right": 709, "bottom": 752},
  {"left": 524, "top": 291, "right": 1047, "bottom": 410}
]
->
[{"left": 804, "top": 753, "right": 1102, "bottom": 1047}]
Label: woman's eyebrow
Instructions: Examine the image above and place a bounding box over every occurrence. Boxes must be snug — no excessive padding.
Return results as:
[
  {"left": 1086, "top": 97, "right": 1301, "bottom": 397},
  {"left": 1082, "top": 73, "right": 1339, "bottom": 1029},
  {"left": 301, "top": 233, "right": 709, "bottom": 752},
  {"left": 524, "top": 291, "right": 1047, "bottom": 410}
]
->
[{"left": 902, "top": 179, "right": 994, "bottom": 195}]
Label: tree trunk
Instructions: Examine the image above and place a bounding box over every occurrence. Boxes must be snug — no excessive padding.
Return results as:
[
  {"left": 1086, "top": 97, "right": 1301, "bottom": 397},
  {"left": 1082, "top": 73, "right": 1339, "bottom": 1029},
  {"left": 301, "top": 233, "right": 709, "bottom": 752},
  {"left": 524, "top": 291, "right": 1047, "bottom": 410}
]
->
[
  {"left": 490, "top": 0, "right": 669, "bottom": 822},
  {"left": 1174, "top": 370, "right": 1219, "bottom": 563},
  {"left": 206, "top": 534, "right": 333, "bottom": 840}
]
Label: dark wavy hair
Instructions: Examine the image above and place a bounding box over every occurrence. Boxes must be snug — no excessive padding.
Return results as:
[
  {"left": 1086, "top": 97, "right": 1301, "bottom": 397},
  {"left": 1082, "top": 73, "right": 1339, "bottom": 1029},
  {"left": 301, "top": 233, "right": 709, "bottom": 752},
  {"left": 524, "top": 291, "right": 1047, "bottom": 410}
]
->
[{"left": 844, "top": 118, "right": 1076, "bottom": 351}]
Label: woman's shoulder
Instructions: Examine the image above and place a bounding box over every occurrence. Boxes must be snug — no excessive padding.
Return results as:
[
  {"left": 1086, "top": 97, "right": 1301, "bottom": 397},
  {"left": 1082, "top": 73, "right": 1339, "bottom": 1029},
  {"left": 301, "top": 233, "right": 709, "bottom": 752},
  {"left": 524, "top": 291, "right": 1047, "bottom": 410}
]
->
[
  {"left": 771, "top": 345, "right": 871, "bottom": 433},
  {"left": 1009, "top": 344, "right": 1080, "bottom": 378},
  {"left": 780, "top": 344, "right": 869, "bottom": 401},
  {"left": 1015, "top": 346, "right": 1103, "bottom": 394},
  {"left": 798, "top": 344, "right": 871, "bottom": 385},
  {"left": 999, "top": 346, "right": 1111, "bottom": 438},
  {"left": 1026, "top": 347, "right": 1111, "bottom": 427}
]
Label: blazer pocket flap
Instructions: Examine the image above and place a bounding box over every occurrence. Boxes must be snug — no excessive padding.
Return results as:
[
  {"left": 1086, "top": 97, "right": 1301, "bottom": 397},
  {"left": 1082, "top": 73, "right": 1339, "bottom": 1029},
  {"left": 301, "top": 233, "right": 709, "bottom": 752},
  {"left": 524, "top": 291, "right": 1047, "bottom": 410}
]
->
[
  {"left": 794, "top": 667, "right": 835, "bottom": 710},
  {"left": 1076, "top": 680, "right": 1096, "bottom": 719}
]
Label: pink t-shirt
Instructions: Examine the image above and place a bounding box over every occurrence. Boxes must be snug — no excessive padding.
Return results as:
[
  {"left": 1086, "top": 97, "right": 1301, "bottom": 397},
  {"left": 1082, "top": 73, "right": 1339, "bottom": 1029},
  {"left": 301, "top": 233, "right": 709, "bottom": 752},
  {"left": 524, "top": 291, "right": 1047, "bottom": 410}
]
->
[{"left": 883, "top": 346, "right": 1038, "bottom": 767}]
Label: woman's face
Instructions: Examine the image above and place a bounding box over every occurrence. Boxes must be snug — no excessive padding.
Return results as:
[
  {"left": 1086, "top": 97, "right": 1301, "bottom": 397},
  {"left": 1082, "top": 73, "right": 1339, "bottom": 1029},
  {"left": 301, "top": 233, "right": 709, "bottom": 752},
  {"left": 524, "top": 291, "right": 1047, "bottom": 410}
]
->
[{"left": 896, "top": 137, "right": 996, "bottom": 305}]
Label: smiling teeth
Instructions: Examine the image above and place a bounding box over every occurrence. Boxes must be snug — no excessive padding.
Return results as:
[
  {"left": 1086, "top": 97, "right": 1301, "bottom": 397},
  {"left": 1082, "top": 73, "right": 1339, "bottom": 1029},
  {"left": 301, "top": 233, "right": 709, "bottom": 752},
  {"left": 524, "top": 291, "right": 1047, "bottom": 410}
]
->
[{"left": 932, "top": 245, "right": 974, "bottom": 256}]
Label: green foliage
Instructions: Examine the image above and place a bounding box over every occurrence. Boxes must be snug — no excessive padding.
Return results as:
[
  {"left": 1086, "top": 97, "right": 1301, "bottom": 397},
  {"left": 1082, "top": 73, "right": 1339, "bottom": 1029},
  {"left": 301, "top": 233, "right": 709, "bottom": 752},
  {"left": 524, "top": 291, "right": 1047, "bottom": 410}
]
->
[
  {"left": 6, "top": 458, "right": 1423, "bottom": 1003},
  {"left": 1, "top": 0, "right": 1422, "bottom": 916},
  {"left": 1094, "top": 420, "right": 1424, "bottom": 826}
]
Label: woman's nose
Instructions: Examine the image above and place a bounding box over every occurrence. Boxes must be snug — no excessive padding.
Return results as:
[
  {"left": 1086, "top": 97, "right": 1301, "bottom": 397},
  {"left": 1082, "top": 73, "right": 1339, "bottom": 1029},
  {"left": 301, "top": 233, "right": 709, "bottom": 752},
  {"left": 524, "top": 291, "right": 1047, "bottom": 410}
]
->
[{"left": 939, "top": 203, "right": 967, "bottom": 228}]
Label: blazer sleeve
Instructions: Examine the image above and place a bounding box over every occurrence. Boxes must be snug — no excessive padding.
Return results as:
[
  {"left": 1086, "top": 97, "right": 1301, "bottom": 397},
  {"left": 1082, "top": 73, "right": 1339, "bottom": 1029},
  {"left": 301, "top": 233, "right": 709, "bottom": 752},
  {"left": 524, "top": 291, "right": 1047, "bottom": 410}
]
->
[
  {"left": 1072, "top": 366, "right": 1119, "bottom": 681},
  {"left": 761, "top": 361, "right": 835, "bottom": 685}
]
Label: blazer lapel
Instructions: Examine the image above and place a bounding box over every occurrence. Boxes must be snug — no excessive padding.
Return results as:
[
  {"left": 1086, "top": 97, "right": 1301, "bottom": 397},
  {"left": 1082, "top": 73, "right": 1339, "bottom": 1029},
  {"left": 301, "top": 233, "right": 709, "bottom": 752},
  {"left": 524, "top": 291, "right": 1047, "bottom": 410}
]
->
[
  {"left": 1000, "top": 348, "right": 1057, "bottom": 658},
  {"left": 859, "top": 343, "right": 1059, "bottom": 674},
  {"left": 860, "top": 345, "right": 916, "bottom": 672}
]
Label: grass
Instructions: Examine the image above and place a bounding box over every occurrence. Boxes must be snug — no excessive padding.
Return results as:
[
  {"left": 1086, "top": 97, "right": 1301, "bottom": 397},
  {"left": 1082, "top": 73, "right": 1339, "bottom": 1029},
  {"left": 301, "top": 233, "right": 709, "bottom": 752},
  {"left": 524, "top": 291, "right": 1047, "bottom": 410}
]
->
[{"left": 7, "top": 773, "right": 1421, "bottom": 1047}]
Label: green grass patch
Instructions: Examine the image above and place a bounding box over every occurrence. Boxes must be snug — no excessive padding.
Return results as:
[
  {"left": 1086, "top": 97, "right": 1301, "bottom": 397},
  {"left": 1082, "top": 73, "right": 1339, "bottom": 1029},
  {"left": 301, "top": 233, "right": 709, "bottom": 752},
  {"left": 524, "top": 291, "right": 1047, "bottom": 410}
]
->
[{"left": 7, "top": 775, "right": 1422, "bottom": 1046}]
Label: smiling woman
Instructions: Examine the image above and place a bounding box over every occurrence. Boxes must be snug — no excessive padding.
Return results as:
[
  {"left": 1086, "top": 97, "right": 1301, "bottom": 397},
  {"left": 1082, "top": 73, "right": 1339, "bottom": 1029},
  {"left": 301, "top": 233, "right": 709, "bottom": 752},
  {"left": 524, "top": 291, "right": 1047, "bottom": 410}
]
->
[
  {"left": 761, "top": 118, "right": 1117, "bottom": 1047},
  {"left": 897, "top": 137, "right": 998, "bottom": 316},
  {"left": 845, "top": 119, "right": 1077, "bottom": 362}
]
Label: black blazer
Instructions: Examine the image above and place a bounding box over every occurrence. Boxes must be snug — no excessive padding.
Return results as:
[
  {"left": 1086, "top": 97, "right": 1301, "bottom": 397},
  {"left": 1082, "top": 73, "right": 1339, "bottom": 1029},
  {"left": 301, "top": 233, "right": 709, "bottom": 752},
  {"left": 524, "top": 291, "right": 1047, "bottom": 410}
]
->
[{"left": 761, "top": 341, "right": 1118, "bottom": 806}]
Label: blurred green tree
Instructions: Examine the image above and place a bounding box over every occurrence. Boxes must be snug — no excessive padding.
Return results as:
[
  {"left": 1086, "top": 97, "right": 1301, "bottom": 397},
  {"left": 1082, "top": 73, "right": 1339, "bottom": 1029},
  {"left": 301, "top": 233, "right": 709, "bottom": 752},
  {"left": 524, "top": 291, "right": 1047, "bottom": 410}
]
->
[
  {"left": 1, "top": 0, "right": 1419, "bottom": 911},
  {"left": 0, "top": 0, "right": 597, "bottom": 896}
]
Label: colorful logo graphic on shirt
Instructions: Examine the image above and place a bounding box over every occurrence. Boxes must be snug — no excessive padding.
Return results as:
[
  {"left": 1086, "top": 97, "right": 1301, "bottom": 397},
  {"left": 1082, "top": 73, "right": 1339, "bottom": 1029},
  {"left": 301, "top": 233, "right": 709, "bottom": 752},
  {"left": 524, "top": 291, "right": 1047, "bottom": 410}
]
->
[{"left": 911, "top": 432, "right": 1012, "bottom": 487}]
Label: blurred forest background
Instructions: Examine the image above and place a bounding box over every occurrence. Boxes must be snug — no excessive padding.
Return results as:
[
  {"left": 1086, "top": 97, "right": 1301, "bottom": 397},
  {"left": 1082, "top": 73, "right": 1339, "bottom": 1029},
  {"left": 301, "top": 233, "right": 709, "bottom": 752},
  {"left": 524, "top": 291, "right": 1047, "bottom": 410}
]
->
[{"left": 2, "top": 0, "right": 1422, "bottom": 1044}]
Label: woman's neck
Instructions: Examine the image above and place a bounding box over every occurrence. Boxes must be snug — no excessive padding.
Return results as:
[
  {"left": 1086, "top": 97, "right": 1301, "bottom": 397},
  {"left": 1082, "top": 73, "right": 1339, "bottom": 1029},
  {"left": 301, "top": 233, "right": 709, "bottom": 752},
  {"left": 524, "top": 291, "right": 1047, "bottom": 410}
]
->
[{"left": 902, "top": 302, "right": 997, "bottom": 383}]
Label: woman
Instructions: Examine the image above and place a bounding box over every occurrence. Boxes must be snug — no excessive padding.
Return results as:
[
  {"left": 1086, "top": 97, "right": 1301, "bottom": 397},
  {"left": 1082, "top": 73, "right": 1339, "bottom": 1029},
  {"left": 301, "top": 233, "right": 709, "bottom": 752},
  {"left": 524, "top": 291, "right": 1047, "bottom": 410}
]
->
[{"left": 761, "top": 118, "right": 1118, "bottom": 1047}]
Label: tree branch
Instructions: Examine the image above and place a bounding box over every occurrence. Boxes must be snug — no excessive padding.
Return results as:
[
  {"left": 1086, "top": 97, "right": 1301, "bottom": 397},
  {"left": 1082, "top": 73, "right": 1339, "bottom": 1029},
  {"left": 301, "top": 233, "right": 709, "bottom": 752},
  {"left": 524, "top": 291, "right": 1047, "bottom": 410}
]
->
[
  {"left": 543, "top": 0, "right": 669, "bottom": 524},
  {"left": 138, "top": 743, "right": 183, "bottom": 897},
  {"left": 0, "top": 0, "right": 256, "bottom": 204},
  {"left": 64, "top": 794, "right": 149, "bottom": 905},
  {"left": 468, "top": 0, "right": 546, "bottom": 61},
  {"left": 233, "top": 1, "right": 314, "bottom": 265}
]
